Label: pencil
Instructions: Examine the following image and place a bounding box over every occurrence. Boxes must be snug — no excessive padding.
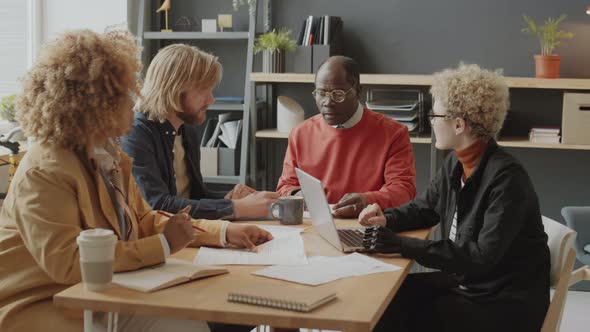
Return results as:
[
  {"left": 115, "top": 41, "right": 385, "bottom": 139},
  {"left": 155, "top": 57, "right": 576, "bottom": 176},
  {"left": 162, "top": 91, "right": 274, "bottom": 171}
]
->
[{"left": 156, "top": 210, "right": 207, "bottom": 233}]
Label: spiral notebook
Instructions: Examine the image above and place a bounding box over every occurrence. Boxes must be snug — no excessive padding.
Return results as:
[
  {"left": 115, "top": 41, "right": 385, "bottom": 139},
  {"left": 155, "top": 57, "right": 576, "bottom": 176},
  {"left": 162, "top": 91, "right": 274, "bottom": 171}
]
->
[{"left": 227, "top": 285, "right": 337, "bottom": 312}]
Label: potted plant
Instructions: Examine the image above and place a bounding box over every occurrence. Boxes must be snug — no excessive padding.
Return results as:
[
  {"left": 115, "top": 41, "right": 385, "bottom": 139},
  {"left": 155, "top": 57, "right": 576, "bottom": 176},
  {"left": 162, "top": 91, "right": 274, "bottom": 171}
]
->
[
  {"left": 254, "top": 28, "right": 297, "bottom": 73},
  {"left": 0, "top": 94, "right": 19, "bottom": 134},
  {"left": 521, "top": 14, "right": 574, "bottom": 78}
]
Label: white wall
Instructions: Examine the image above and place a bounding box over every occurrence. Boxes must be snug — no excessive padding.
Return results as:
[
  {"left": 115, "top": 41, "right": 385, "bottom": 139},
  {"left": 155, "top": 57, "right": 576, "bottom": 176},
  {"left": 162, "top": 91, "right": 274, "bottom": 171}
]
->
[{"left": 41, "top": 0, "right": 127, "bottom": 44}]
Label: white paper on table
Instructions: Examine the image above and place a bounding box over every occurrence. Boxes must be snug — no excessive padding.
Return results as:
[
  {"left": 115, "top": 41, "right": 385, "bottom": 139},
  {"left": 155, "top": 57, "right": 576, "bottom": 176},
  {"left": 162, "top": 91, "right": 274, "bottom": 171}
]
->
[
  {"left": 252, "top": 253, "right": 402, "bottom": 286},
  {"left": 194, "top": 225, "right": 307, "bottom": 265}
]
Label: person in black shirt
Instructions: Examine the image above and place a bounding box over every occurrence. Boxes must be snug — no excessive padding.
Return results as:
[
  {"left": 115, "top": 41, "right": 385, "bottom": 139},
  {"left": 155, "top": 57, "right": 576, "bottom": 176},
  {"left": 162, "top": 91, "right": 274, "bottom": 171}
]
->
[
  {"left": 359, "top": 64, "right": 550, "bottom": 332},
  {"left": 122, "top": 44, "right": 277, "bottom": 221}
]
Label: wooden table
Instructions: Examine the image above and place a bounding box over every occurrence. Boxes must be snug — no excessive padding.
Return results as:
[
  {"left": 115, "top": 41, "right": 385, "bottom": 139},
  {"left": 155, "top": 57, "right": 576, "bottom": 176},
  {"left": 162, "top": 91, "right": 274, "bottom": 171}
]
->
[{"left": 54, "top": 219, "right": 430, "bottom": 332}]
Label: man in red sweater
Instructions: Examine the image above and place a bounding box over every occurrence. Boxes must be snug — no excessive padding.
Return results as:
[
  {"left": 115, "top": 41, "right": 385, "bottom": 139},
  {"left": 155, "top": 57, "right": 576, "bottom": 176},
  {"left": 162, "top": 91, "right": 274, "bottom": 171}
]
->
[{"left": 276, "top": 56, "right": 417, "bottom": 217}]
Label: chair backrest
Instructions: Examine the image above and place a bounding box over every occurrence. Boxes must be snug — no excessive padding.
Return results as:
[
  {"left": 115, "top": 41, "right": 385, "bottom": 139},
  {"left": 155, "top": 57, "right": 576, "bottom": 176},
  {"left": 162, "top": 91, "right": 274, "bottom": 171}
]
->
[
  {"left": 540, "top": 216, "right": 577, "bottom": 332},
  {"left": 542, "top": 216, "right": 576, "bottom": 286}
]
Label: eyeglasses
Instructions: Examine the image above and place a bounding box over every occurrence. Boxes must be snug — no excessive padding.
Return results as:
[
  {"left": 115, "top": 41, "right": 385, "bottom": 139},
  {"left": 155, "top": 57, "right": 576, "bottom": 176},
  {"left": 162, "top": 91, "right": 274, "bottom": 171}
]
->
[
  {"left": 311, "top": 87, "right": 354, "bottom": 103},
  {"left": 427, "top": 111, "right": 455, "bottom": 126}
]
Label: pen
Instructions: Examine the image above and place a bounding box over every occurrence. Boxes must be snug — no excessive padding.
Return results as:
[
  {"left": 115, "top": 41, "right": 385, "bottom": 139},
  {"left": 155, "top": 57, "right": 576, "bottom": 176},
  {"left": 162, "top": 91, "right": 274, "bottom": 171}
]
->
[{"left": 156, "top": 210, "right": 207, "bottom": 233}]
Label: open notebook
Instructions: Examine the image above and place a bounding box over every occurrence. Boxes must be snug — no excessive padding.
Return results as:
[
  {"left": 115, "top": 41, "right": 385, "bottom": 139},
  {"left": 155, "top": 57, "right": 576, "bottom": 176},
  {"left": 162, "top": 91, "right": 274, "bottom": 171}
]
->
[
  {"left": 113, "top": 258, "right": 228, "bottom": 292},
  {"left": 228, "top": 285, "right": 337, "bottom": 312}
]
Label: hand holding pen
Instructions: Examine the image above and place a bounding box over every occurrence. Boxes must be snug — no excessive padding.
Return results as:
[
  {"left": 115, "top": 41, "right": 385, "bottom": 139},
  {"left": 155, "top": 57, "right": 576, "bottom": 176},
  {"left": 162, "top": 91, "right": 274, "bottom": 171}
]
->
[{"left": 160, "top": 206, "right": 199, "bottom": 254}]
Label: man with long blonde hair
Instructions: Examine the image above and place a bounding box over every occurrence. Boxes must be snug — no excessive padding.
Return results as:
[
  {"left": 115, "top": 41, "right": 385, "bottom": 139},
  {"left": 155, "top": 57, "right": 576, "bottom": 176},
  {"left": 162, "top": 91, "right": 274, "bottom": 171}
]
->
[{"left": 122, "top": 44, "right": 277, "bottom": 220}]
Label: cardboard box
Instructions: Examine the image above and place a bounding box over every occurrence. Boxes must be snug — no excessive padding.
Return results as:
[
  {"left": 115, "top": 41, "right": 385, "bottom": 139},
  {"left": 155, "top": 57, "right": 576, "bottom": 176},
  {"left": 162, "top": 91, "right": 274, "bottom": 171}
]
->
[{"left": 562, "top": 93, "right": 590, "bottom": 145}]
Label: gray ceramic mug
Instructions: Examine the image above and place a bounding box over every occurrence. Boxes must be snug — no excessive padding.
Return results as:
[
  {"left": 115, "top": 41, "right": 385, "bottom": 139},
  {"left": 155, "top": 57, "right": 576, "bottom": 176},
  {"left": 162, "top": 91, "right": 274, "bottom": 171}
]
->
[{"left": 269, "top": 196, "right": 304, "bottom": 225}]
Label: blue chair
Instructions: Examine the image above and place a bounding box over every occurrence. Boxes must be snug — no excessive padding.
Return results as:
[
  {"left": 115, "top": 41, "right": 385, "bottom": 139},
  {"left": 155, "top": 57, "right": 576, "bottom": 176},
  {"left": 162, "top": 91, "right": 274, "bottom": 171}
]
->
[{"left": 561, "top": 206, "right": 590, "bottom": 266}]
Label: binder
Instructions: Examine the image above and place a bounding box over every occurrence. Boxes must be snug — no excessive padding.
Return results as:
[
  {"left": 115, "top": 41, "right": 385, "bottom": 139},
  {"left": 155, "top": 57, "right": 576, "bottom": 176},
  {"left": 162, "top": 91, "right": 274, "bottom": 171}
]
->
[{"left": 227, "top": 285, "right": 337, "bottom": 312}]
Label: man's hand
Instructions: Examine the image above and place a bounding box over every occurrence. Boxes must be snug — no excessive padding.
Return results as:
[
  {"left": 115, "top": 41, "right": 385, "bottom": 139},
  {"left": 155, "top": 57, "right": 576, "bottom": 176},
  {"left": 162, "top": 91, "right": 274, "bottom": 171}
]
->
[
  {"left": 362, "top": 226, "right": 402, "bottom": 254},
  {"left": 358, "top": 203, "right": 387, "bottom": 227},
  {"left": 232, "top": 191, "right": 279, "bottom": 218},
  {"left": 226, "top": 224, "right": 274, "bottom": 250},
  {"left": 332, "top": 193, "right": 367, "bottom": 218},
  {"left": 225, "top": 184, "right": 256, "bottom": 199},
  {"left": 162, "top": 206, "right": 196, "bottom": 254}
]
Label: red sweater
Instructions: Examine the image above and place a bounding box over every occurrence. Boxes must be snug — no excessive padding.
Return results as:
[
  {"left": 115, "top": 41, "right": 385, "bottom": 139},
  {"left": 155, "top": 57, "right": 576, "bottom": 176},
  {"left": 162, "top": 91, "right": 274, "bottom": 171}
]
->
[{"left": 277, "top": 108, "right": 416, "bottom": 209}]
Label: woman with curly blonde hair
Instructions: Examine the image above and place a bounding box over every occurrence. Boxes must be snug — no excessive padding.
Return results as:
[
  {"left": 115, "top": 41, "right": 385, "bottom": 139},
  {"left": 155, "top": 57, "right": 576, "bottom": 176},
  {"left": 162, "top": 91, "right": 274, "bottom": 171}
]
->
[
  {"left": 0, "top": 29, "right": 271, "bottom": 332},
  {"left": 359, "top": 64, "right": 550, "bottom": 332}
]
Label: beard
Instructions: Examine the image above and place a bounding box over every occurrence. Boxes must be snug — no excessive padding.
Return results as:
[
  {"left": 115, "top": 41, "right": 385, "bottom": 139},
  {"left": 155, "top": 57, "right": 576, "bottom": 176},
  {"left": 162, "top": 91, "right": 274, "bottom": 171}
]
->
[{"left": 177, "top": 109, "right": 206, "bottom": 126}]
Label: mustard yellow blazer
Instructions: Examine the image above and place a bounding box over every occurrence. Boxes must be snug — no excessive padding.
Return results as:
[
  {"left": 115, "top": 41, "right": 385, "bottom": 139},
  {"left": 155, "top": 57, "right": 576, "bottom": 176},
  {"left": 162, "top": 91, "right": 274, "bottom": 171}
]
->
[{"left": 0, "top": 143, "right": 225, "bottom": 331}]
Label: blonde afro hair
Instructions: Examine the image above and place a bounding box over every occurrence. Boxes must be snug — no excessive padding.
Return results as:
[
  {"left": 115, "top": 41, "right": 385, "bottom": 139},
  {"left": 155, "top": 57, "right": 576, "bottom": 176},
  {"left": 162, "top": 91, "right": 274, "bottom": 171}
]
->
[
  {"left": 17, "top": 29, "right": 141, "bottom": 150},
  {"left": 430, "top": 63, "right": 509, "bottom": 139}
]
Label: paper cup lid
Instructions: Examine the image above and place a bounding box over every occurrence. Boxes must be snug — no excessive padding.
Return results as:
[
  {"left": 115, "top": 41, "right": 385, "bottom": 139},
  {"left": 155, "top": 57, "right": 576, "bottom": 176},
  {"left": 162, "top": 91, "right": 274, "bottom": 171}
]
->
[{"left": 77, "top": 229, "right": 117, "bottom": 245}]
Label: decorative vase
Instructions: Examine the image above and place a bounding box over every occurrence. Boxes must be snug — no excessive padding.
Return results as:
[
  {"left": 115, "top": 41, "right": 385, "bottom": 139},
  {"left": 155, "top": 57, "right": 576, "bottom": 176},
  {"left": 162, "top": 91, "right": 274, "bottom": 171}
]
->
[
  {"left": 262, "top": 50, "right": 285, "bottom": 73},
  {"left": 534, "top": 55, "right": 561, "bottom": 79}
]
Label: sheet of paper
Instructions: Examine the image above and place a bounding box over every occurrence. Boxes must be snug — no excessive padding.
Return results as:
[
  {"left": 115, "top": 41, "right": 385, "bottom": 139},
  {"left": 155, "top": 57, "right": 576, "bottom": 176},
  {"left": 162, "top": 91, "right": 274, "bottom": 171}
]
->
[
  {"left": 252, "top": 253, "right": 401, "bottom": 286},
  {"left": 194, "top": 225, "right": 307, "bottom": 266}
]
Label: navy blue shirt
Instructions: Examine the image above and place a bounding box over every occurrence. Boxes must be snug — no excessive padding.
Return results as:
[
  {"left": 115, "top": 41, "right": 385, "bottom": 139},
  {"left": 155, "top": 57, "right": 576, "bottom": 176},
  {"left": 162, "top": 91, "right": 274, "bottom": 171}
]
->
[{"left": 121, "top": 112, "right": 233, "bottom": 219}]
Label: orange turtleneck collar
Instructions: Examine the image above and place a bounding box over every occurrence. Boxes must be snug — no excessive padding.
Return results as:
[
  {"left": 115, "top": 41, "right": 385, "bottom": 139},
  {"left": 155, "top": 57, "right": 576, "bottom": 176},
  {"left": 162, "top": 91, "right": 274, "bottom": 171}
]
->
[{"left": 455, "top": 140, "right": 488, "bottom": 180}]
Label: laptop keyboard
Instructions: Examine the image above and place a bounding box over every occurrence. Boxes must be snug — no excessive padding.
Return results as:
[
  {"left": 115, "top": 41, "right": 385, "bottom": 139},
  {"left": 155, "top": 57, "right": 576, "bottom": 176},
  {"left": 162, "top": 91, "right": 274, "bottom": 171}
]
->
[{"left": 337, "top": 229, "right": 364, "bottom": 248}]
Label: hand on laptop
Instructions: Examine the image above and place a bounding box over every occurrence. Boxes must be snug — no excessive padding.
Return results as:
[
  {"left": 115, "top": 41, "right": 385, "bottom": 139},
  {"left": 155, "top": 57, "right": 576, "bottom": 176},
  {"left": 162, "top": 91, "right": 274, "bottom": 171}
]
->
[
  {"left": 333, "top": 193, "right": 367, "bottom": 218},
  {"left": 362, "top": 226, "right": 402, "bottom": 254},
  {"left": 358, "top": 203, "right": 386, "bottom": 227}
]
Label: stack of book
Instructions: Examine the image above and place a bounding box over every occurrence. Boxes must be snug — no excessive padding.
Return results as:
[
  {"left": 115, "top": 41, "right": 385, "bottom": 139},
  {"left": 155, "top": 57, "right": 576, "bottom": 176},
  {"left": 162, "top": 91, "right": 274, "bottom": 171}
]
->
[{"left": 529, "top": 126, "right": 560, "bottom": 143}]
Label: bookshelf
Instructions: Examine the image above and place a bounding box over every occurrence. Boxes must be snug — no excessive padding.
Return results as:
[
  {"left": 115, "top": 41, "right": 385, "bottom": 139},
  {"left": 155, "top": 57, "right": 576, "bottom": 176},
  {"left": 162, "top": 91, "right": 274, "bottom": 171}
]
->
[{"left": 249, "top": 73, "right": 590, "bottom": 189}]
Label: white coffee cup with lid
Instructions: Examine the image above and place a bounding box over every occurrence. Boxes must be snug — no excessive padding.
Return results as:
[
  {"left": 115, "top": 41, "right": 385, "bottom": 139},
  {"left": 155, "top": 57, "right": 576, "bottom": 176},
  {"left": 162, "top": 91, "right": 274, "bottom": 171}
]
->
[{"left": 76, "top": 229, "right": 117, "bottom": 291}]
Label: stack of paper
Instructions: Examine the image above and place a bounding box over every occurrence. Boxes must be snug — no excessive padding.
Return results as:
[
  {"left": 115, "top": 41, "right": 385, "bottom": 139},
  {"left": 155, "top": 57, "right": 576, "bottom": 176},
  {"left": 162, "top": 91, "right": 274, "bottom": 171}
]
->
[
  {"left": 194, "top": 225, "right": 308, "bottom": 266},
  {"left": 529, "top": 126, "right": 560, "bottom": 144},
  {"left": 252, "top": 253, "right": 401, "bottom": 286}
]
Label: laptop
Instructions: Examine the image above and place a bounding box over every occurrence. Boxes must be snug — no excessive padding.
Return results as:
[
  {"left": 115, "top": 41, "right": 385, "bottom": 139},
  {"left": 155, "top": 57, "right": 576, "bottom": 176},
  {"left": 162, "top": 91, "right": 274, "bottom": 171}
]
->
[{"left": 295, "top": 168, "right": 367, "bottom": 253}]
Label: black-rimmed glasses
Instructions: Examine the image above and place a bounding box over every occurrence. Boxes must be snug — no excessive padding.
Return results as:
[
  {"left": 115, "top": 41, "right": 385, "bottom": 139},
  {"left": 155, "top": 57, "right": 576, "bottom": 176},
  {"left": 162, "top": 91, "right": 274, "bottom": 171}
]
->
[
  {"left": 427, "top": 111, "right": 455, "bottom": 126},
  {"left": 311, "top": 87, "right": 354, "bottom": 103}
]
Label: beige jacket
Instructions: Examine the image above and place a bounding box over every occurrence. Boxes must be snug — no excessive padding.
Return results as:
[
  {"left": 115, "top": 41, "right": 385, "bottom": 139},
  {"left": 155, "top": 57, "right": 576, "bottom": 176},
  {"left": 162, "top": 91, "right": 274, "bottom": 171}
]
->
[{"left": 0, "top": 143, "right": 225, "bottom": 331}]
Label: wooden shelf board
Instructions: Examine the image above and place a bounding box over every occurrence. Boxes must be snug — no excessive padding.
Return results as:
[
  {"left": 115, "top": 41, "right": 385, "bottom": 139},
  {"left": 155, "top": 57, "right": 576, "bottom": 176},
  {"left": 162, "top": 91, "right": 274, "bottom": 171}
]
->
[
  {"left": 144, "top": 32, "right": 249, "bottom": 40},
  {"left": 255, "top": 130, "right": 590, "bottom": 150},
  {"left": 250, "top": 73, "right": 590, "bottom": 90}
]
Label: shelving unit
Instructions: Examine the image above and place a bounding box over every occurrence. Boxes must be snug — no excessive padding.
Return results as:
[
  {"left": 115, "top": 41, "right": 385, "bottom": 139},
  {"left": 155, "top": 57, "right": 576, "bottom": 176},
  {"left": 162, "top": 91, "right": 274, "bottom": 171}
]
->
[
  {"left": 250, "top": 72, "right": 590, "bottom": 189},
  {"left": 251, "top": 73, "right": 590, "bottom": 90},
  {"left": 137, "top": 2, "right": 258, "bottom": 185}
]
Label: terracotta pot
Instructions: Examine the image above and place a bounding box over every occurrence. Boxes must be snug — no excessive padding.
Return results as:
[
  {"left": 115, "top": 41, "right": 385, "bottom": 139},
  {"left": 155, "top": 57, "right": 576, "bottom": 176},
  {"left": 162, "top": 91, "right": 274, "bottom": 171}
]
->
[{"left": 534, "top": 55, "right": 561, "bottom": 79}]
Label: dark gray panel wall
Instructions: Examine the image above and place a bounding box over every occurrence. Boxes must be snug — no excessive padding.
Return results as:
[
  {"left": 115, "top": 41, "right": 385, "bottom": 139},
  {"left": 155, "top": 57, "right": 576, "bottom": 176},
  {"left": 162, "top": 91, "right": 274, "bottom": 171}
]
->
[{"left": 272, "top": 0, "right": 590, "bottom": 77}]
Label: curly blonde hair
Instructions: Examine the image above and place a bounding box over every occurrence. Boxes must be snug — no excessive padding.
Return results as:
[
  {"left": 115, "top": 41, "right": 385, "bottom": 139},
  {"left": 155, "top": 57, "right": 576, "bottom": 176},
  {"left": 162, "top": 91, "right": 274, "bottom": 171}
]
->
[
  {"left": 17, "top": 29, "right": 141, "bottom": 150},
  {"left": 430, "top": 63, "right": 509, "bottom": 140},
  {"left": 135, "top": 44, "right": 222, "bottom": 122}
]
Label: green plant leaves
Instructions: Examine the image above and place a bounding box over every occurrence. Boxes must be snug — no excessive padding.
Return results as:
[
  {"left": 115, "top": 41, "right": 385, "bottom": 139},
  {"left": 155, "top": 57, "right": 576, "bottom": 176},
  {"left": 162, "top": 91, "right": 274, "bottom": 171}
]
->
[
  {"left": 254, "top": 29, "right": 297, "bottom": 54},
  {"left": 521, "top": 14, "right": 574, "bottom": 55}
]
